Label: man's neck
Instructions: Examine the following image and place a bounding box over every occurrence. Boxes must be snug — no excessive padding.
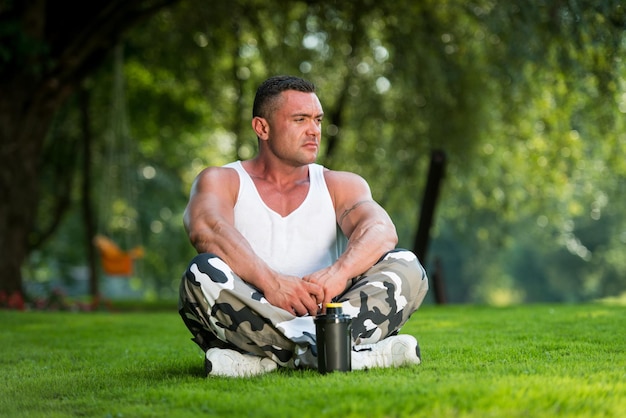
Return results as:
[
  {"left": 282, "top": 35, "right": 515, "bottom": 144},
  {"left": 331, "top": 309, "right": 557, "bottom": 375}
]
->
[{"left": 243, "top": 157, "right": 311, "bottom": 188}]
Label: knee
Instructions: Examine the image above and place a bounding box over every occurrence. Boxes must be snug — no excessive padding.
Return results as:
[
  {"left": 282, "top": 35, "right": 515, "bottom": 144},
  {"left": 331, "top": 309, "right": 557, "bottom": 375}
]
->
[
  {"left": 183, "top": 253, "right": 218, "bottom": 283},
  {"left": 183, "top": 253, "right": 235, "bottom": 287},
  {"left": 382, "top": 249, "right": 419, "bottom": 265},
  {"left": 186, "top": 252, "right": 220, "bottom": 270},
  {"left": 381, "top": 249, "right": 428, "bottom": 283}
]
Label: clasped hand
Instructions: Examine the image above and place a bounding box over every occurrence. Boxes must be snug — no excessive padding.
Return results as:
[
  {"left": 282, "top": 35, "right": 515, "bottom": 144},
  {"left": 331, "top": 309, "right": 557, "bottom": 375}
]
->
[{"left": 265, "top": 269, "right": 345, "bottom": 317}]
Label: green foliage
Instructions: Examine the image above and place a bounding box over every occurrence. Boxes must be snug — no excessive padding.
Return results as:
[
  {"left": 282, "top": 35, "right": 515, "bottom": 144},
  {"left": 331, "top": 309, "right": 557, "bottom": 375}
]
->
[
  {"left": 26, "top": 0, "right": 626, "bottom": 302},
  {"left": 0, "top": 19, "right": 50, "bottom": 75},
  {"left": 1, "top": 303, "right": 624, "bottom": 417}
]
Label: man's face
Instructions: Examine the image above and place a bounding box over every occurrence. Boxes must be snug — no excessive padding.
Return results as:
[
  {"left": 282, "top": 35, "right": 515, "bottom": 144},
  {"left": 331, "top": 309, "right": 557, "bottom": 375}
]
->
[{"left": 265, "top": 90, "right": 324, "bottom": 166}]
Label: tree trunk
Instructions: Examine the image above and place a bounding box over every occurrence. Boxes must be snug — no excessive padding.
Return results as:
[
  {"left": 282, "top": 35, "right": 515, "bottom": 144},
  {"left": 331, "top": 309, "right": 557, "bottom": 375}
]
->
[
  {"left": 0, "top": 84, "right": 63, "bottom": 303},
  {"left": 78, "top": 87, "right": 101, "bottom": 305},
  {"left": 0, "top": 0, "right": 180, "bottom": 305}
]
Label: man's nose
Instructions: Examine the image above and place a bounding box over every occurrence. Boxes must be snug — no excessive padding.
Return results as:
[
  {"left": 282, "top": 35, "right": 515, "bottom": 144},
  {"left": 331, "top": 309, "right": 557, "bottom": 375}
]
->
[{"left": 308, "top": 120, "right": 321, "bottom": 135}]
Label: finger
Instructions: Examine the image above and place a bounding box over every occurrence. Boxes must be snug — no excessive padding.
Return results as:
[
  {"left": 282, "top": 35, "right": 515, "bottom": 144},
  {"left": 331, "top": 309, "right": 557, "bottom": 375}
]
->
[
  {"left": 303, "top": 282, "right": 324, "bottom": 304},
  {"left": 294, "top": 300, "right": 314, "bottom": 317},
  {"left": 322, "top": 296, "right": 333, "bottom": 314},
  {"left": 283, "top": 302, "right": 297, "bottom": 316},
  {"left": 290, "top": 289, "right": 318, "bottom": 317},
  {"left": 303, "top": 295, "right": 321, "bottom": 317},
  {"left": 312, "top": 295, "right": 323, "bottom": 316}
]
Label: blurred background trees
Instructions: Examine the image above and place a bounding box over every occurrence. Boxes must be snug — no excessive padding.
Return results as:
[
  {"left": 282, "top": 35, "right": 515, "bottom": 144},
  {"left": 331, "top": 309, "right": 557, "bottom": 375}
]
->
[{"left": 8, "top": 0, "right": 625, "bottom": 305}]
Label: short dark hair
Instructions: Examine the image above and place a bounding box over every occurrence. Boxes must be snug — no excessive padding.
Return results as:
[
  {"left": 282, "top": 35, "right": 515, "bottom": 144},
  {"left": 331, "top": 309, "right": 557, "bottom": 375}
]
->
[{"left": 252, "top": 75, "right": 316, "bottom": 119}]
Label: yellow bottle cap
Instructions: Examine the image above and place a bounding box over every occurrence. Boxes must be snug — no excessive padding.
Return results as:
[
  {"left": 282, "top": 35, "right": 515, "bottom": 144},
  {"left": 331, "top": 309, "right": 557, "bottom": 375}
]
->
[{"left": 326, "top": 302, "right": 342, "bottom": 308}]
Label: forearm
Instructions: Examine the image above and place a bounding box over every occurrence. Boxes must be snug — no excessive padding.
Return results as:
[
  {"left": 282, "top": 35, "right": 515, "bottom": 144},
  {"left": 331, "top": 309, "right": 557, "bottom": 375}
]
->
[
  {"left": 189, "top": 223, "right": 277, "bottom": 293},
  {"left": 332, "top": 219, "right": 398, "bottom": 282}
]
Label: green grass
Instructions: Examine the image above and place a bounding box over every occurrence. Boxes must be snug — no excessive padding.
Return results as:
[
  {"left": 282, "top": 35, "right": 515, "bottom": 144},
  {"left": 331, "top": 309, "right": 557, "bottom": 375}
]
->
[{"left": 1, "top": 303, "right": 624, "bottom": 417}]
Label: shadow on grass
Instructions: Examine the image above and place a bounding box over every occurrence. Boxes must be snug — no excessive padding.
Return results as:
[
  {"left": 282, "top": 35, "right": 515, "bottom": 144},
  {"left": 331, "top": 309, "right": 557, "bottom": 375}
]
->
[{"left": 117, "top": 361, "right": 207, "bottom": 382}]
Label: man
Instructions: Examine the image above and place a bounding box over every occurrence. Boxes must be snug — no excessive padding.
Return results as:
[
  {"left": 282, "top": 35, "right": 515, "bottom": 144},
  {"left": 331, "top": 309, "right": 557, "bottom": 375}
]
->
[{"left": 179, "top": 75, "right": 429, "bottom": 377}]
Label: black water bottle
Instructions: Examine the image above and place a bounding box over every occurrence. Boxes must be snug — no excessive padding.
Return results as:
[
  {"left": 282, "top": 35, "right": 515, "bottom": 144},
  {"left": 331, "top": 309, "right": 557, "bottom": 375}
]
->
[{"left": 315, "top": 302, "right": 352, "bottom": 373}]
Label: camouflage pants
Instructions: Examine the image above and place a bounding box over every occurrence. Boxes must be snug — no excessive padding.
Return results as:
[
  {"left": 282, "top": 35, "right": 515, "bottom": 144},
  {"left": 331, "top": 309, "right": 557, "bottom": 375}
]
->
[{"left": 178, "top": 249, "right": 429, "bottom": 369}]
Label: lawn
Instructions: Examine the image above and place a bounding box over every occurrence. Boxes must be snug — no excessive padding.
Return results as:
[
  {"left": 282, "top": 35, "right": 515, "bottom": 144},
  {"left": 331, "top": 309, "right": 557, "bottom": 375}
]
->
[{"left": 1, "top": 302, "right": 624, "bottom": 417}]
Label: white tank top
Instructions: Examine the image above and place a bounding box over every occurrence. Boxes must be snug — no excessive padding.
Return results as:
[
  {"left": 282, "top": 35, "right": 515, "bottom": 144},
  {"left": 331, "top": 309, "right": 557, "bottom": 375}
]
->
[{"left": 224, "top": 161, "right": 347, "bottom": 277}]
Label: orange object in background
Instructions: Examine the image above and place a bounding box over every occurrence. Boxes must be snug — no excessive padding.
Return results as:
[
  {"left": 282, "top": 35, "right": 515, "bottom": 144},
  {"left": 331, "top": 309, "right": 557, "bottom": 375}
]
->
[{"left": 93, "top": 235, "right": 144, "bottom": 276}]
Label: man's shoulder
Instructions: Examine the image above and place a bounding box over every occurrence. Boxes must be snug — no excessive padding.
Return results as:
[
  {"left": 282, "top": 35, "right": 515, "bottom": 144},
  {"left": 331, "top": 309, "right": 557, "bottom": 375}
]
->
[
  {"left": 322, "top": 169, "right": 371, "bottom": 201},
  {"left": 323, "top": 168, "right": 367, "bottom": 185},
  {"left": 193, "top": 163, "right": 240, "bottom": 191},
  {"left": 222, "top": 161, "right": 241, "bottom": 169},
  {"left": 199, "top": 161, "right": 240, "bottom": 176}
]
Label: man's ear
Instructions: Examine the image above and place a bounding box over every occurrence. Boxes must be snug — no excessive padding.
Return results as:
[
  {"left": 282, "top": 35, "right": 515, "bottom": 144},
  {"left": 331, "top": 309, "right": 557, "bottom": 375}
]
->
[{"left": 252, "top": 116, "right": 270, "bottom": 140}]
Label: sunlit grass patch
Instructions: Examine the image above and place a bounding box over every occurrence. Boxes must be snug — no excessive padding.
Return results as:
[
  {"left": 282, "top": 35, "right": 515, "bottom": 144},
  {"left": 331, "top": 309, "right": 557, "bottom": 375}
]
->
[{"left": 1, "top": 303, "right": 624, "bottom": 417}]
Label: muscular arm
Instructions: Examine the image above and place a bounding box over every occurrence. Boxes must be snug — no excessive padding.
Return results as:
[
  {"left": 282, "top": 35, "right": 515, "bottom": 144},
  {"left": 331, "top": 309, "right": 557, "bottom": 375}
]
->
[
  {"left": 332, "top": 171, "right": 398, "bottom": 279},
  {"left": 184, "top": 167, "right": 271, "bottom": 285},
  {"left": 303, "top": 170, "right": 398, "bottom": 305},
  {"left": 183, "top": 166, "right": 322, "bottom": 315}
]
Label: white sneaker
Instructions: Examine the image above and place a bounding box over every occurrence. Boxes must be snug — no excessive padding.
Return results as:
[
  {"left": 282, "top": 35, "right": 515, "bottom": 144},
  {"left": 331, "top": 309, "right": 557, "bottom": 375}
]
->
[
  {"left": 352, "top": 335, "right": 421, "bottom": 370},
  {"left": 205, "top": 348, "right": 278, "bottom": 377}
]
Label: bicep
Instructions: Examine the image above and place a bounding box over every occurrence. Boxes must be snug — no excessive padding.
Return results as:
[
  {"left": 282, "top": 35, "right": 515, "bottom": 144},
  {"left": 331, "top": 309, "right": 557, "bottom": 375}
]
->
[
  {"left": 339, "top": 199, "right": 394, "bottom": 239},
  {"left": 184, "top": 167, "right": 238, "bottom": 235},
  {"left": 328, "top": 171, "right": 393, "bottom": 239}
]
